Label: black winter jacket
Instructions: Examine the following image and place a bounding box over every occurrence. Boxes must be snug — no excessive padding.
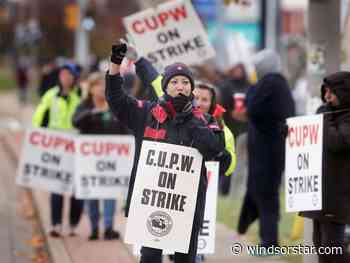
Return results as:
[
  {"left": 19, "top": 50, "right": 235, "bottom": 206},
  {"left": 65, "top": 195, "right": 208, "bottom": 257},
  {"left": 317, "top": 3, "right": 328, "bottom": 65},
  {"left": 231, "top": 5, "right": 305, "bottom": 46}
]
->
[
  {"left": 246, "top": 73, "right": 295, "bottom": 195},
  {"left": 301, "top": 105, "right": 350, "bottom": 224},
  {"left": 72, "top": 99, "right": 129, "bottom": 135},
  {"left": 105, "top": 73, "right": 226, "bottom": 228},
  {"left": 134, "top": 57, "right": 231, "bottom": 176}
]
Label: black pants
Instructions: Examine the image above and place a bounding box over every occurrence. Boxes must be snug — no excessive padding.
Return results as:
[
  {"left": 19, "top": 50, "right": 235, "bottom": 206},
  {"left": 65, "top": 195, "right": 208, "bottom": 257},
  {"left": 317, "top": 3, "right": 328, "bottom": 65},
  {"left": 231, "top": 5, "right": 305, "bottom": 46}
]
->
[
  {"left": 237, "top": 191, "right": 279, "bottom": 247},
  {"left": 140, "top": 224, "right": 200, "bottom": 263},
  {"left": 219, "top": 174, "right": 231, "bottom": 196},
  {"left": 50, "top": 193, "right": 84, "bottom": 227},
  {"left": 313, "top": 219, "right": 350, "bottom": 263}
]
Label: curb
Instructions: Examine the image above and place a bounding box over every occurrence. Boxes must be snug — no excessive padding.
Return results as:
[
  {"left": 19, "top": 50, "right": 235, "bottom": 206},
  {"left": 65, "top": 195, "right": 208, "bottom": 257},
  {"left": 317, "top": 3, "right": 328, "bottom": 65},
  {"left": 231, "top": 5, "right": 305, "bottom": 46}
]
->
[{"left": 2, "top": 131, "right": 73, "bottom": 263}]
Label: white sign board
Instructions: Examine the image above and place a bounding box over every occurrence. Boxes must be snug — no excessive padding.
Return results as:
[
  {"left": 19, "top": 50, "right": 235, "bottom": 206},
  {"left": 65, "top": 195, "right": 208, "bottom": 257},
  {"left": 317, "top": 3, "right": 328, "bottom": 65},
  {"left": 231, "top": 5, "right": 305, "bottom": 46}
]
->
[
  {"left": 285, "top": 114, "right": 323, "bottom": 212},
  {"left": 197, "top": 161, "right": 218, "bottom": 254},
  {"left": 133, "top": 161, "right": 219, "bottom": 255},
  {"left": 75, "top": 135, "right": 135, "bottom": 199},
  {"left": 125, "top": 141, "right": 203, "bottom": 253},
  {"left": 123, "top": 0, "right": 215, "bottom": 70},
  {"left": 16, "top": 128, "right": 75, "bottom": 194}
]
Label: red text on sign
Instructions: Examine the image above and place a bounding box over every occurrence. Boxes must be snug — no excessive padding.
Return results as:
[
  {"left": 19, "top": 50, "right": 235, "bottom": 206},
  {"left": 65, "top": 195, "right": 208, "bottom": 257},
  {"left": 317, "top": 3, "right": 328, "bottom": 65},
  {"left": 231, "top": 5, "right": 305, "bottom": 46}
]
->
[
  {"left": 288, "top": 124, "right": 319, "bottom": 148},
  {"left": 131, "top": 5, "right": 187, "bottom": 34},
  {"left": 80, "top": 142, "right": 130, "bottom": 156},
  {"left": 29, "top": 131, "right": 75, "bottom": 153}
]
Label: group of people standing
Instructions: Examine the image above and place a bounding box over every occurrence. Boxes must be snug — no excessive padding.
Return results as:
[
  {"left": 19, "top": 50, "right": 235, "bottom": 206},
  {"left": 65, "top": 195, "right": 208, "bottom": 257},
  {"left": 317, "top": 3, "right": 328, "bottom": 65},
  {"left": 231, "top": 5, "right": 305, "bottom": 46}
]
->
[
  {"left": 32, "top": 62, "right": 124, "bottom": 240},
  {"left": 31, "top": 37, "right": 350, "bottom": 263}
]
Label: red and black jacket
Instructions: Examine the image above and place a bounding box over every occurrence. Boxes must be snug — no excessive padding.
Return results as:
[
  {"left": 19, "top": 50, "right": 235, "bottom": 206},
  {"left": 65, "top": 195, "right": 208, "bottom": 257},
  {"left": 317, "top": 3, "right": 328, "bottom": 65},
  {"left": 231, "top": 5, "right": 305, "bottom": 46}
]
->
[{"left": 106, "top": 72, "right": 226, "bottom": 228}]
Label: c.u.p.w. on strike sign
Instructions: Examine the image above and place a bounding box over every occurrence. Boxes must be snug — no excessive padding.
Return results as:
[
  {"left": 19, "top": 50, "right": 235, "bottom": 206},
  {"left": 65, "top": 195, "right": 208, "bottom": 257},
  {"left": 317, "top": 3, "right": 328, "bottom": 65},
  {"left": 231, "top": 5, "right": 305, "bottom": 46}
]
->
[
  {"left": 132, "top": 161, "right": 219, "bottom": 255},
  {"left": 125, "top": 140, "right": 203, "bottom": 253}
]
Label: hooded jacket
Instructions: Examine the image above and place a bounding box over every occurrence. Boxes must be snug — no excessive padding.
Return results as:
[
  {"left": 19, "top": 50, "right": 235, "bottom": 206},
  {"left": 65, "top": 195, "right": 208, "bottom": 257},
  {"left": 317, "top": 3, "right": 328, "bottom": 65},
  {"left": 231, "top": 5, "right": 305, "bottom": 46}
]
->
[
  {"left": 301, "top": 71, "right": 350, "bottom": 224},
  {"left": 246, "top": 50, "right": 295, "bottom": 194}
]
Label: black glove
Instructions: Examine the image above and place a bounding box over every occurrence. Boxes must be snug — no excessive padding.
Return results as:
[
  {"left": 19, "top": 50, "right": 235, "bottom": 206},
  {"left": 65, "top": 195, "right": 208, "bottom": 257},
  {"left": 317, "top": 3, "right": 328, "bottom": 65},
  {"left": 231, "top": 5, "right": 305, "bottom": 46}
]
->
[
  {"left": 172, "top": 93, "right": 193, "bottom": 113},
  {"left": 111, "top": 43, "right": 127, "bottom": 65}
]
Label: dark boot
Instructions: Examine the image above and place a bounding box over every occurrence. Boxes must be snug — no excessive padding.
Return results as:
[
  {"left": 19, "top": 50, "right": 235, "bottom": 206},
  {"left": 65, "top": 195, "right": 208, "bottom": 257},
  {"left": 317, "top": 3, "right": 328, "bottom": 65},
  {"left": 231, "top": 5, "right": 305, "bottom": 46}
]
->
[
  {"left": 88, "top": 228, "right": 99, "bottom": 241},
  {"left": 49, "top": 230, "right": 61, "bottom": 238},
  {"left": 104, "top": 228, "right": 120, "bottom": 240},
  {"left": 49, "top": 225, "right": 62, "bottom": 238}
]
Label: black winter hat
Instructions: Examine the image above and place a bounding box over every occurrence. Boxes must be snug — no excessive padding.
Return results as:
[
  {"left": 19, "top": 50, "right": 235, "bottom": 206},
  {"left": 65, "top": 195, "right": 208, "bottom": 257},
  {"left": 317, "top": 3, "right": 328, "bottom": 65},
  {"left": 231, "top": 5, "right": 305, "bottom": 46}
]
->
[
  {"left": 321, "top": 71, "right": 350, "bottom": 103},
  {"left": 161, "top": 63, "right": 195, "bottom": 92}
]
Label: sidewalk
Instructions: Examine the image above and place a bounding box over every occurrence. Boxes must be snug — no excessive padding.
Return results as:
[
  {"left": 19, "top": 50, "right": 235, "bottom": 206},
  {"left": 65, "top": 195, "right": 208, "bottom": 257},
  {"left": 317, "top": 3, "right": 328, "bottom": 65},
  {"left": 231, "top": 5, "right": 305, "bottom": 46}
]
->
[{"left": 0, "top": 91, "right": 287, "bottom": 263}]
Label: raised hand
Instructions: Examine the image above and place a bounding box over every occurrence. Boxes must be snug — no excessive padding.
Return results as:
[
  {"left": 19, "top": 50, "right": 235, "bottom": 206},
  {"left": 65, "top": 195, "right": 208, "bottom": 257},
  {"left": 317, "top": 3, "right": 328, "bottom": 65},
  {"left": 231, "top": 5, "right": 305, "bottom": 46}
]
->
[{"left": 110, "top": 43, "right": 127, "bottom": 65}]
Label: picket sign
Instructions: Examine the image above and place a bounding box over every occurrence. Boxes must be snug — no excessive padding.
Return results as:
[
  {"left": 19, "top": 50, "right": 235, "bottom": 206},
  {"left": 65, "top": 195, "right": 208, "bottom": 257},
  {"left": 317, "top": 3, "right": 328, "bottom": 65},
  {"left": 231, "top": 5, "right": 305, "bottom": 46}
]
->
[
  {"left": 75, "top": 135, "right": 134, "bottom": 199},
  {"left": 285, "top": 114, "right": 323, "bottom": 212},
  {"left": 133, "top": 161, "right": 219, "bottom": 255},
  {"left": 123, "top": 0, "right": 215, "bottom": 70},
  {"left": 17, "top": 128, "right": 134, "bottom": 199},
  {"left": 125, "top": 141, "right": 203, "bottom": 253},
  {"left": 16, "top": 127, "right": 76, "bottom": 195}
]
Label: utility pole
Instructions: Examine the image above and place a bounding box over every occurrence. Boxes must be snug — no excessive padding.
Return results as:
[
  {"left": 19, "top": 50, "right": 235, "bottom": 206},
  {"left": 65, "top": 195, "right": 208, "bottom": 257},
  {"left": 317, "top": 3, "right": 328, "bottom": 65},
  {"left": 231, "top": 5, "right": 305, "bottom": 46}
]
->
[
  {"left": 74, "top": 0, "right": 89, "bottom": 68},
  {"left": 307, "top": 0, "right": 340, "bottom": 98},
  {"left": 263, "top": 0, "right": 280, "bottom": 50}
]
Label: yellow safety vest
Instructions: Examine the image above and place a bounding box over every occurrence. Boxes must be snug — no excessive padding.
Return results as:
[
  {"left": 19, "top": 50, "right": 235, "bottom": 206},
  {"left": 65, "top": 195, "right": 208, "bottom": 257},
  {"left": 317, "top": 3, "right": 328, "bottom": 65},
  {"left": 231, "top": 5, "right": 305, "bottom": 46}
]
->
[{"left": 32, "top": 86, "right": 80, "bottom": 130}]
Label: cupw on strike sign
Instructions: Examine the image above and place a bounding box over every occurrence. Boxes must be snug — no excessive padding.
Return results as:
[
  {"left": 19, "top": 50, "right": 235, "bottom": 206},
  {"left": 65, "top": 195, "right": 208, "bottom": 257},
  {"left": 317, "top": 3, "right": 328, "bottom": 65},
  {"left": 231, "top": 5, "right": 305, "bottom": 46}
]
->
[
  {"left": 74, "top": 135, "right": 135, "bottom": 199},
  {"left": 285, "top": 114, "right": 323, "bottom": 212},
  {"left": 123, "top": 0, "right": 215, "bottom": 70},
  {"left": 125, "top": 141, "right": 203, "bottom": 253},
  {"left": 16, "top": 128, "right": 75, "bottom": 195}
]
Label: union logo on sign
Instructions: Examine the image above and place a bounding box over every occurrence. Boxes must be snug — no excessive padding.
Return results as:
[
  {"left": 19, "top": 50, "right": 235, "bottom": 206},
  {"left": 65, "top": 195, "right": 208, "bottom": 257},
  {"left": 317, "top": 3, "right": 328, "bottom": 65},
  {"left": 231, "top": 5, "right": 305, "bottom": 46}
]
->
[
  {"left": 197, "top": 238, "right": 207, "bottom": 250},
  {"left": 146, "top": 211, "right": 173, "bottom": 237}
]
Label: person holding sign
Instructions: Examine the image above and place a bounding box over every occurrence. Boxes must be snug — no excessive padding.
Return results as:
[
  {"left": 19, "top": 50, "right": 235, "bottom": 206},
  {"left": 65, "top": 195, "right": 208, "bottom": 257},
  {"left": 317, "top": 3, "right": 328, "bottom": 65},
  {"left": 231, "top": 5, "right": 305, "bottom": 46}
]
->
[
  {"left": 32, "top": 63, "right": 83, "bottom": 237},
  {"left": 73, "top": 72, "right": 130, "bottom": 240},
  {"left": 106, "top": 42, "right": 227, "bottom": 263},
  {"left": 123, "top": 43, "right": 236, "bottom": 195},
  {"left": 131, "top": 55, "right": 235, "bottom": 261},
  {"left": 300, "top": 72, "right": 350, "bottom": 263}
]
